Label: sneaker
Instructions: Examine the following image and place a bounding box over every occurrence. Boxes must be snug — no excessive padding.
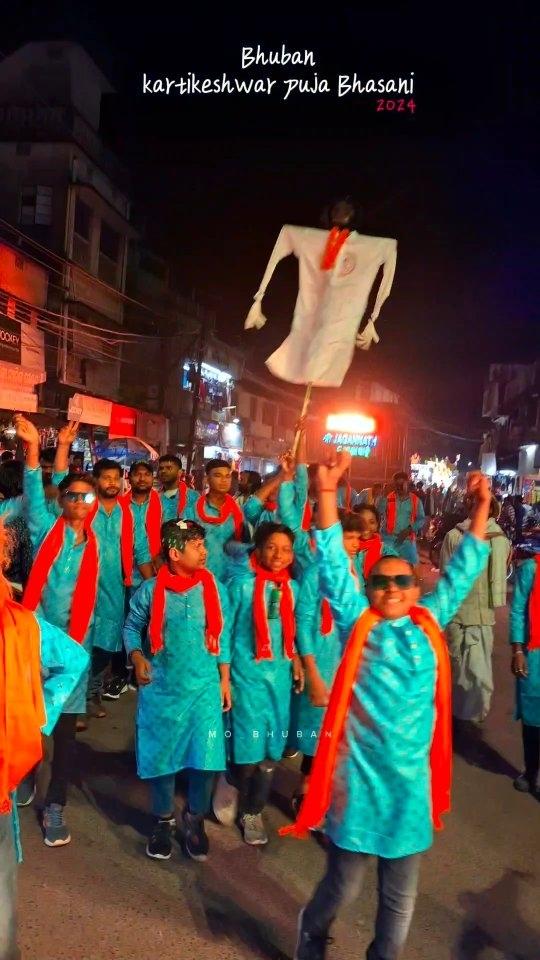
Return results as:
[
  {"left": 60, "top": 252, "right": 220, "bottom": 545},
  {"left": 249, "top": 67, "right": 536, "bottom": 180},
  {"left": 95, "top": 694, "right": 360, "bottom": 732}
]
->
[
  {"left": 102, "top": 676, "right": 128, "bottom": 701},
  {"left": 16, "top": 773, "right": 36, "bottom": 807},
  {"left": 43, "top": 804, "right": 71, "bottom": 847},
  {"left": 182, "top": 808, "right": 209, "bottom": 862},
  {"left": 294, "top": 909, "right": 333, "bottom": 960},
  {"left": 212, "top": 772, "right": 239, "bottom": 826},
  {"left": 146, "top": 817, "right": 175, "bottom": 860},
  {"left": 239, "top": 812, "right": 268, "bottom": 846}
]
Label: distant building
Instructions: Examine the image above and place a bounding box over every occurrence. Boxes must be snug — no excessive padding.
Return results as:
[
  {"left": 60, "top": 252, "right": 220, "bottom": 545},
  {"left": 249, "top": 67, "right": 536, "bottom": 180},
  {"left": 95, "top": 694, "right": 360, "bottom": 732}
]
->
[{"left": 481, "top": 361, "right": 540, "bottom": 498}]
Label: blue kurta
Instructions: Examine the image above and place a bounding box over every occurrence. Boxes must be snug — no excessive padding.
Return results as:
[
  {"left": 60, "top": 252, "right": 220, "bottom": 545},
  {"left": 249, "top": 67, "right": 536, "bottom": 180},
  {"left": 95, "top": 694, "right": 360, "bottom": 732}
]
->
[
  {"left": 160, "top": 487, "right": 198, "bottom": 523},
  {"left": 243, "top": 496, "right": 280, "bottom": 530},
  {"left": 316, "top": 522, "right": 489, "bottom": 858},
  {"left": 10, "top": 615, "right": 89, "bottom": 862},
  {"left": 228, "top": 568, "right": 299, "bottom": 764},
  {"left": 123, "top": 577, "right": 231, "bottom": 778},
  {"left": 379, "top": 494, "right": 426, "bottom": 565},
  {"left": 185, "top": 496, "right": 245, "bottom": 582},
  {"left": 23, "top": 466, "right": 94, "bottom": 713},
  {"left": 509, "top": 558, "right": 540, "bottom": 727},
  {"left": 129, "top": 499, "right": 154, "bottom": 591},
  {"left": 88, "top": 503, "right": 126, "bottom": 653}
]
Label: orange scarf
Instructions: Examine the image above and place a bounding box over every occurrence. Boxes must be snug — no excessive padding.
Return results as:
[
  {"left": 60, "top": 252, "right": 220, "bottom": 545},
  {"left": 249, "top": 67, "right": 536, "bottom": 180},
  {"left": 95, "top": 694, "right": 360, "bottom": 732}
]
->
[
  {"left": 0, "top": 597, "right": 45, "bottom": 813},
  {"left": 196, "top": 494, "right": 243, "bottom": 540},
  {"left": 528, "top": 555, "right": 540, "bottom": 651},
  {"left": 249, "top": 554, "right": 296, "bottom": 660},
  {"left": 321, "top": 226, "right": 350, "bottom": 270},
  {"left": 23, "top": 518, "right": 99, "bottom": 644},
  {"left": 386, "top": 492, "right": 418, "bottom": 538},
  {"left": 148, "top": 564, "right": 223, "bottom": 656},
  {"left": 280, "top": 605, "right": 452, "bottom": 838},
  {"left": 358, "top": 534, "right": 384, "bottom": 579}
]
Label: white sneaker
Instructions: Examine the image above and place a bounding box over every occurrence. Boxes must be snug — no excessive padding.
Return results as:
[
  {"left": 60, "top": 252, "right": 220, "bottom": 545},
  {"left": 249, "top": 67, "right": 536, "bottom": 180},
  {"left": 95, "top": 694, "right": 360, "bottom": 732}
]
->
[
  {"left": 212, "top": 772, "right": 239, "bottom": 826},
  {"left": 240, "top": 812, "right": 268, "bottom": 846}
]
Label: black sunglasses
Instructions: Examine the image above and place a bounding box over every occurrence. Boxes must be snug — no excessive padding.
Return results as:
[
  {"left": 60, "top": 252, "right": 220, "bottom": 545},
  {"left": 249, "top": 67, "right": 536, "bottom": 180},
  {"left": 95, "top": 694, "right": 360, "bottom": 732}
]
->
[
  {"left": 368, "top": 573, "right": 416, "bottom": 590},
  {"left": 63, "top": 491, "right": 96, "bottom": 504}
]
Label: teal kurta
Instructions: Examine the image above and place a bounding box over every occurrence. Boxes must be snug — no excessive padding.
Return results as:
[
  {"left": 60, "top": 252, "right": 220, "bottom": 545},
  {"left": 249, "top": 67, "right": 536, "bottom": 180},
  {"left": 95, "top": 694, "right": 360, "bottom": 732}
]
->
[
  {"left": 509, "top": 558, "right": 540, "bottom": 727},
  {"left": 10, "top": 615, "right": 89, "bottom": 862},
  {"left": 316, "top": 522, "right": 489, "bottom": 858},
  {"left": 123, "top": 577, "right": 231, "bottom": 778},
  {"left": 228, "top": 568, "right": 299, "bottom": 764},
  {"left": 88, "top": 503, "right": 126, "bottom": 653},
  {"left": 160, "top": 487, "right": 198, "bottom": 523},
  {"left": 129, "top": 499, "right": 154, "bottom": 591},
  {"left": 243, "top": 496, "right": 280, "bottom": 530},
  {"left": 379, "top": 493, "right": 426, "bottom": 565},
  {"left": 23, "top": 466, "right": 94, "bottom": 713},
  {"left": 185, "top": 496, "right": 246, "bottom": 582}
]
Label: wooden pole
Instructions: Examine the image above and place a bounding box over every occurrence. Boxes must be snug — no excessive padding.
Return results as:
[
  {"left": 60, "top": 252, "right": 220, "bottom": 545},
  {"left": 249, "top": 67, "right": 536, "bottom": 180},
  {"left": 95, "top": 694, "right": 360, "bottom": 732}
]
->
[{"left": 292, "top": 382, "right": 313, "bottom": 457}]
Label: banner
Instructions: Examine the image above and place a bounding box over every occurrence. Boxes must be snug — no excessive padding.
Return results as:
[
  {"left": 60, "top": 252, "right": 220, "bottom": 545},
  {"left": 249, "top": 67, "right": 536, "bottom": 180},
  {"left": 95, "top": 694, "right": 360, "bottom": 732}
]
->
[
  {"left": 68, "top": 393, "right": 112, "bottom": 427},
  {"left": 0, "top": 315, "right": 21, "bottom": 365},
  {"left": 109, "top": 403, "right": 137, "bottom": 437}
]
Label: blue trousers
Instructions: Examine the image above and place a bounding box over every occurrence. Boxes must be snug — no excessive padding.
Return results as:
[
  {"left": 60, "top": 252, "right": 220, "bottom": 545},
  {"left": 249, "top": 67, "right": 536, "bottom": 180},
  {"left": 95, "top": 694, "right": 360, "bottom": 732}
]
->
[
  {"left": 149, "top": 771, "right": 215, "bottom": 817},
  {"left": 303, "top": 842, "right": 421, "bottom": 960}
]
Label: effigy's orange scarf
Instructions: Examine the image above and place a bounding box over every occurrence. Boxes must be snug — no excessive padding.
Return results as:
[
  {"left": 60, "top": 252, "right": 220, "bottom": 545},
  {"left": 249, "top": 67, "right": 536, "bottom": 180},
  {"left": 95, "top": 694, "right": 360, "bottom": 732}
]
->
[
  {"left": 0, "top": 579, "right": 45, "bottom": 814},
  {"left": 280, "top": 604, "right": 452, "bottom": 838}
]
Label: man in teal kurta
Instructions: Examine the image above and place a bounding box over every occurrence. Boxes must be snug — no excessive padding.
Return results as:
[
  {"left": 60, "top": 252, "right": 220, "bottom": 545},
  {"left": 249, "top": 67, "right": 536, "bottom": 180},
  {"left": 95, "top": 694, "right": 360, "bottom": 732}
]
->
[
  {"left": 16, "top": 413, "right": 99, "bottom": 850},
  {"left": 124, "top": 519, "right": 231, "bottom": 863},
  {"left": 379, "top": 471, "right": 425, "bottom": 565},
  {"left": 1, "top": 611, "right": 89, "bottom": 960},
  {"left": 185, "top": 459, "right": 248, "bottom": 581},
  {"left": 509, "top": 555, "right": 540, "bottom": 797},
  {"left": 157, "top": 454, "right": 198, "bottom": 522},
  {"left": 294, "top": 454, "right": 491, "bottom": 960}
]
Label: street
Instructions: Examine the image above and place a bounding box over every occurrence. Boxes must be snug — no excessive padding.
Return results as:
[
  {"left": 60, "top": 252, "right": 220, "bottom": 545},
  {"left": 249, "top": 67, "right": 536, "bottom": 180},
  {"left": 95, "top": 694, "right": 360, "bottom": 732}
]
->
[{"left": 17, "top": 567, "right": 540, "bottom": 960}]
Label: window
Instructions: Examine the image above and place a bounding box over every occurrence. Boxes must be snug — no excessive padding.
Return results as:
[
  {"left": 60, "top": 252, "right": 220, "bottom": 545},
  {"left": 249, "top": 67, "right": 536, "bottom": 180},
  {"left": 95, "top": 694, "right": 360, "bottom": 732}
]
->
[
  {"left": 99, "top": 221, "right": 120, "bottom": 262},
  {"left": 262, "top": 402, "right": 275, "bottom": 428},
  {"left": 19, "top": 185, "right": 52, "bottom": 226},
  {"left": 74, "top": 198, "right": 91, "bottom": 240}
]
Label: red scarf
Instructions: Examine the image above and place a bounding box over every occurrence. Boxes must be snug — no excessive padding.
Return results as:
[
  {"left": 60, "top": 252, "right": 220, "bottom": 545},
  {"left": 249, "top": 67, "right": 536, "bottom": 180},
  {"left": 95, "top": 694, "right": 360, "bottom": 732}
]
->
[
  {"left": 320, "top": 598, "right": 333, "bottom": 635},
  {"left": 118, "top": 489, "right": 163, "bottom": 583},
  {"left": 176, "top": 479, "right": 188, "bottom": 515},
  {"left": 280, "top": 605, "right": 452, "bottom": 838},
  {"left": 0, "top": 598, "right": 45, "bottom": 813},
  {"left": 302, "top": 500, "right": 313, "bottom": 532},
  {"left": 386, "top": 492, "right": 419, "bottom": 538},
  {"left": 86, "top": 499, "right": 132, "bottom": 587},
  {"left": 265, "top": 500, "right": 278, "bottom": 513},
  {"left": 23, "top": 518, "right": 99, "bottom": 644},
  {"left": 249, "top": 554, "right": 295, "bottom": 660},
  {"left": 528, "top": 555, "right": 540, "bottom": 651},
  {"left": 321, "top": 226, "right": 350, "bottom": 271},
  {"left": 148, "top": 564, "right": 223, "bottom": 656},
  {"left": 358, "top": 534, "right": 384, "bottom": 579},
  {"left": 196, "top": 494, "right": 243, "bottom": 540}
]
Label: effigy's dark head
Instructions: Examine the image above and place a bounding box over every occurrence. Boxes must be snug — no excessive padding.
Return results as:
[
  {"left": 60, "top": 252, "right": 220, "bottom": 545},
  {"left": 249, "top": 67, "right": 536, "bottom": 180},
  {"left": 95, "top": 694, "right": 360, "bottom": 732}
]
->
[{"left": 321, "top": 197, "right": 360, "bottom": 230}]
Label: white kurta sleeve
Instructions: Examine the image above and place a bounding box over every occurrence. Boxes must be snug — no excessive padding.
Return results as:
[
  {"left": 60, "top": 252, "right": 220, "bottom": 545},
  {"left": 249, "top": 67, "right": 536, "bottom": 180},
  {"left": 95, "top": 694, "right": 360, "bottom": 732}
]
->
[
  {"left": 244, "top": 226, "right": 294, "bottom": 329},
  {"left": 356, "top": 238, "right": 397, "bottom": 350}
]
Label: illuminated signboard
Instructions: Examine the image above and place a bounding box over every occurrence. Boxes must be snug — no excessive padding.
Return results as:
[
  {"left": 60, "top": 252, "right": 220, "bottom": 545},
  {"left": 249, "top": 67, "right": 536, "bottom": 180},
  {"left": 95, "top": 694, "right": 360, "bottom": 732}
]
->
[{"left": 323, "top": 412, "right": 378, "bottom": 459}]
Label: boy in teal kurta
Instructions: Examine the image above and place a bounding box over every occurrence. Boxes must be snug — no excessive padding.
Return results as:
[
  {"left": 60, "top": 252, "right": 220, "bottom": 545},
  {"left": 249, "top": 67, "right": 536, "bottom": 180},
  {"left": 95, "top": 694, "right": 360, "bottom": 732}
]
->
[
  {"left": 379, "top": 470, "right": 425, "bottom": 566},
  {"left": 124, "top": 519, "right": 231, "bottom": 862},
  {"left": 509, "top": 555, "right": 540, "bottom": 797},
  {"left": 16, "top": 413, "right": 99, "bottom": 850},
  {"left": 292, "top": 453, "right": 491, "bottom": 960},
  {"left": 223, "top": 521, "right": 303, "bottom": 846},
  {"left": 157, "top": 453, "right": 198, "bottom": 522}
]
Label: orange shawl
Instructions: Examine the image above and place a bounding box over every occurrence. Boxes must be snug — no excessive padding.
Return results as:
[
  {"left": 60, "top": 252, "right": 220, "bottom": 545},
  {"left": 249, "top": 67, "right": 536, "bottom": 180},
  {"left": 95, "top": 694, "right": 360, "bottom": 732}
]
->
[
  {"left": 0, "top": 597, "right": 45, "bottom": 813},
  {"left": 280, "top": 605, "right": 452, "bottom": 838}
]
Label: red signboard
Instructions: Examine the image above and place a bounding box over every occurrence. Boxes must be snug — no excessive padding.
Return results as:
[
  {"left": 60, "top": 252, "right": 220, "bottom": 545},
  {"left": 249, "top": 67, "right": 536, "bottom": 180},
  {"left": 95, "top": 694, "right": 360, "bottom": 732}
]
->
[{"left": 109, "top": 403, "right": 137, "bottom": 437}]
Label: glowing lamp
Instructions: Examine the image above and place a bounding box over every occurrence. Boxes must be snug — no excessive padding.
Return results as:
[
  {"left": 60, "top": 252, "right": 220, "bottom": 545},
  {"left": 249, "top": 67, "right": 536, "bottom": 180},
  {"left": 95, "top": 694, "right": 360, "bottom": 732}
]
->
[{"left": 326, "top": 413, "right": 376, "bottom": 434}]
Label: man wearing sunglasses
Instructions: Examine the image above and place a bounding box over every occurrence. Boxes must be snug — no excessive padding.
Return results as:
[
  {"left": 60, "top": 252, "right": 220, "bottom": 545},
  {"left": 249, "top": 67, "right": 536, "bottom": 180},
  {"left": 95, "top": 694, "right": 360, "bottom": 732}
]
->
[
  {"left": 288, "top": 450, "right": 491, "bottom": 960},
  {"left": 14, "top": 414, "right": 100, "bottom": 851}
]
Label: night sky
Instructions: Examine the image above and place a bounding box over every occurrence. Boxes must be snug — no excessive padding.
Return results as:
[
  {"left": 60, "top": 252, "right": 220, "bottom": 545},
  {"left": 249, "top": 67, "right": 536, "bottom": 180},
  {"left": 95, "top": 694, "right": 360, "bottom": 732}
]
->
[{"left": 2, "top": 5, "right": 538, "bottom": 451}]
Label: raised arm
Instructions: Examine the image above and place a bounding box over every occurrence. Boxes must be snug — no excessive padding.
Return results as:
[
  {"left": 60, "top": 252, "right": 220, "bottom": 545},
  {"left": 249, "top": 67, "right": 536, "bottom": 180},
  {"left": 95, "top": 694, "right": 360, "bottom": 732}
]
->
[
  {"left": 244, "top": 226, "right": 295, "bottom": 330},
  {"left": 422, "top": 473, "right": 491, "bottom": 628},
  {"left": 356, "top": 238, "right": 397, "bottom": 350},
  {"left": 15, "top": 415, "right": 54, "bottom": 550}
]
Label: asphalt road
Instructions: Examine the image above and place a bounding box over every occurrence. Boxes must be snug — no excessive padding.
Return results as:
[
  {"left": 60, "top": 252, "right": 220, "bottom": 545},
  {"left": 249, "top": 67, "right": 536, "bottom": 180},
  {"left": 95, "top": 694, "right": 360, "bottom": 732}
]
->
[{"left": 16, "top": 566, "right": 540, "bottom": 960}]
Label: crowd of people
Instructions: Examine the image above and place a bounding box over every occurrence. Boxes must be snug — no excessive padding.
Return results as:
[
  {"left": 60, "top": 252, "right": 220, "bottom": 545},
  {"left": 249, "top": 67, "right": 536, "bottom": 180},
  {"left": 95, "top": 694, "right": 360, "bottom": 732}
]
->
[{"left": 1, "top": 413, "right": 539, "bottom": 960}]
